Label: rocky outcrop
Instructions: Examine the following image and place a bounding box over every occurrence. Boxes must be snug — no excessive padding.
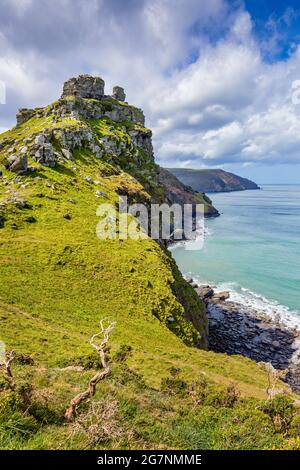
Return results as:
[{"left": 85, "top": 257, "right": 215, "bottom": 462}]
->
[
  {"left": 1, "top": 75, "right": 219, "bottom": 225},
  {"left": 15, "top": 76, "right": 144, "bottom": 127},
  {"left": 16, "top": 108, "right": 37, "bottom": 126},
  {"left": 112, "top": 86, "right": 126, "bottom": 101},
  {"left": 2, "top": 77, "right": 148, "bottom": 173},
  {"left": 53, "top": 96, "right": 145, "bottom": 124},
  {"left": 188, "top": 279, "right": 300, "bottom": 393},
  {"left": 4, "top": 152, "right": 28, "bottom": 173},
  {"left": 1, "top": 74, "right": 221, "bottom": 255},
  {"left": 61, "top": 74, "right": 105, "bottom": 99},
  {"left": 168, "top": 168, "right": 260, "bottom": 193},
  {"left": 32, "top": 142, "right": 56, "bottom": 167}
]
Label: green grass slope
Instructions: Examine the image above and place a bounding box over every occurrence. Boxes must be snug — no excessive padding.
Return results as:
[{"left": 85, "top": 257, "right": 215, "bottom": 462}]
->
[{"left": 0, "top": 91, "right": 299, "bottom": 450}]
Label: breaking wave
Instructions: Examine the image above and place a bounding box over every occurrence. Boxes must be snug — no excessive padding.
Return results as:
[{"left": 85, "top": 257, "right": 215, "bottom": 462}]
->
[{"left": 186, "top": 274, "right": 300, "bottom": 331}]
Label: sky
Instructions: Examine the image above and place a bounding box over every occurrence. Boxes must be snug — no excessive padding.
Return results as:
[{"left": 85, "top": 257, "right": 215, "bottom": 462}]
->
[{"left": 0, "top": 0, "right": 300, "bottom": 183}]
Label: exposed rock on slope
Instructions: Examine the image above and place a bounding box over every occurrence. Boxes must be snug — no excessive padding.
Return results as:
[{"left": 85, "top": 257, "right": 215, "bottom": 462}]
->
[{"left": 168, "top": 168, "right": 260, "bottom": 193}]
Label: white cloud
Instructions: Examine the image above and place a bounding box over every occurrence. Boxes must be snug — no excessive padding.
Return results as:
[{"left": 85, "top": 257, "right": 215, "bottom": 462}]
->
[
  {"left": 9, "top": 0, "right": 33, "bottom": 15},
  {"left": 148, "top": 9, "right": 300, "bottom": 168},
  {"left": 0, "top": 0, "right": 300, "bottom": 170}
]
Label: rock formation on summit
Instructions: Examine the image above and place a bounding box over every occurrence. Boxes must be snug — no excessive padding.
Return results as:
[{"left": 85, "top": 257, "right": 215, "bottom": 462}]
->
[
  {"left": 61, "top": 74, "right": 105, "bottom": 99},
  {"left": 2, "top": 74, "right": 218, "bottom": 218},
  {"left": 112, "top": 86, "right": 126, "bottom": 101}
]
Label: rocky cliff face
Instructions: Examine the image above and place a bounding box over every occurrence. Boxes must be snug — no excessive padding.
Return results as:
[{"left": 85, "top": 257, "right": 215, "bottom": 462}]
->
[{"left": 168, "top": 168, "right": 260, "bottom": 193}]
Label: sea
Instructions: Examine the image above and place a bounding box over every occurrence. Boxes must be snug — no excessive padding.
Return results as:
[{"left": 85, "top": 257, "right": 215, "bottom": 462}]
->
[{"left": 171, "top": 184, "right": 300, "bottom": 328}]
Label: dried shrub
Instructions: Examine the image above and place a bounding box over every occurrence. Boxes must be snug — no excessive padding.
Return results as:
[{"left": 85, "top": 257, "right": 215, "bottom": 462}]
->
[
  {"left": 260, "top": 394, "right": 295, "bottom": 436},
  {"left": 189, "top": 374, "right": 208, "bottom": 404},
  {"left": 69, "top": 400, "right": 124, "bottom": 447}
]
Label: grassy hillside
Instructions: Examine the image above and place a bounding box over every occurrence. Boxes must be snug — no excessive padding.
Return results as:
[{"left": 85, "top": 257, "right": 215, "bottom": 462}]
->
[{"left": 0, "top": 80, "right": 299, "bottom": 450}]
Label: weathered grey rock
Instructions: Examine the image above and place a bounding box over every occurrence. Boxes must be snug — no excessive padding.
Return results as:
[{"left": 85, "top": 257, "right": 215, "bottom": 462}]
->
[
  {"left": 95, "top": 190, "right": 106, "bottom": 198},
  {"left": 196, "top": 286, "right": 214, "bottom": 299},
  {"left": 16, "top": 108, "right": 35, "bottom": 126},
  {"left": 13, "top": 198, "right": 30, "bottom": 209},
  {"left": 129, "top": 130, "right": 154, "bottom": 156},
  {"left": 0, "top": 196, "right": 29, "bottom": 210},
  {"left": 112, "top": 86, "right": 126, "bottom": 102},
  {"left": 84, "top": 176, "right": 93, "bottom": 184},
  {"left": 97, "top": 135, "right": 125, "bottom": 157},
  {"left": 15, "top": 77, "right": 145, "bottom": 126},
  {"left": 61, "top": 148, "right": 74, "bottom": 161},
  {"left": 53, "top": 128, "right": 93, "bottom": 149},
  {"left": 6, "top": 154, "right": 28, "bottom": 173},
  {"left": 210, "top": 291, "right": 230, "bottom": 302},
  {"left": 35, "top": 134, "right": 46, "bottom": 145},
  {"left": 61, "top": 75, "right": 105, "bottom": 100},
  {"left": 33, "top": 142, "right": 56, "bottom": 167},
  {"left": 90, "top": 143, "right": 103, "bottom": 159},
  {"left": 167, "top": 316, "right": 175, "bottom": 323}
]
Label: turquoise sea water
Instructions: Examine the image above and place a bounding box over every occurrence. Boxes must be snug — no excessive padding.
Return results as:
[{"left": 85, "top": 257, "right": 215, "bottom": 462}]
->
[{"left": 171, "top": 185, "right": 300, "bottom": 322}]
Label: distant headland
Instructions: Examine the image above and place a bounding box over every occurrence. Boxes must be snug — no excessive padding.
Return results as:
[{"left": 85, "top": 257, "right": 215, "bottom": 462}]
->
[{"left": 167, "top": 168, "right": 260, "bottom": 193}]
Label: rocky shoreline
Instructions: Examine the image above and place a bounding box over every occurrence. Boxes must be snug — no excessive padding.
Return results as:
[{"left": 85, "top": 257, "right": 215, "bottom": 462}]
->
[{"left": 186, "top": 278, "right": 300, "bottom": 393}]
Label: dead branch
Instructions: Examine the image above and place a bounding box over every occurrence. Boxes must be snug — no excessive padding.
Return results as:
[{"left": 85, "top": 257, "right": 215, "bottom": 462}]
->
[
  {"left": 65, "top": 319, "right": 116, "bottom": 421},
  {"left": 261, "top": 362, "right": 287, "bottom": 399},
  {"left": 0, "top": 350, "right": 16, "bottom": 391}
]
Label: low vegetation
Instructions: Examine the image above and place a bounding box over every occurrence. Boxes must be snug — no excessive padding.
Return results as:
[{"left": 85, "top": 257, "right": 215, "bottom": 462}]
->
[
  {"left": 1, "top": 345, "right": 300, "bottom": 450},
  {"left": 0, "top": 86, "right": 299, "bottom": 449}
]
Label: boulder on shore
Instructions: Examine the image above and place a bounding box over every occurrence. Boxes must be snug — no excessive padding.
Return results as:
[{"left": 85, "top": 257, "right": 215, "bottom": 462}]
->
[
  {"left": 210, "top": 291, "right": 230, "bottom": 303},
  {"left": 196, "top": 285, "right": 214, "bottom": 299}
]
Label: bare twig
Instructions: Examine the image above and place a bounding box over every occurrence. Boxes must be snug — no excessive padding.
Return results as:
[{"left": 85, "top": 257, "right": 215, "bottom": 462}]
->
[
  {"left": 261, "top": 362, "right": 287, "bottom": 399},
  {"left": 0, "top": 350, "right": 16, "bottom": 391},
  {"left": 65, "top": 319, "right": 116, "bottom": 421},
  {"left": 69, "top": 400, "right": 123, "bottom": 447}
]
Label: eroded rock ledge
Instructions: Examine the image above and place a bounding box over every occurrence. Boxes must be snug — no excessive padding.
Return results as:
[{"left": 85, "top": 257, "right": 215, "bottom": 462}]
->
[{"left": 186, "top": 278, "right": 300, "bottom": 393}]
